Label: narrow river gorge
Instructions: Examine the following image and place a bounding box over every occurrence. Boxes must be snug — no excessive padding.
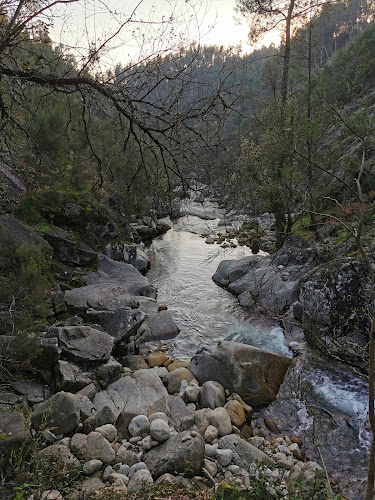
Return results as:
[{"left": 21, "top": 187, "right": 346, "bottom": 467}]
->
[{"left": 145, "top": 200, "right": 370, "bottom": 500}]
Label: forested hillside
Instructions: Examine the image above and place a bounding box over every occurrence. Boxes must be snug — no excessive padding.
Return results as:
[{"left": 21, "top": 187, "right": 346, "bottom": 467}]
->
[{"left": 1, "top": 0, "right": 373, "bottom": 233}]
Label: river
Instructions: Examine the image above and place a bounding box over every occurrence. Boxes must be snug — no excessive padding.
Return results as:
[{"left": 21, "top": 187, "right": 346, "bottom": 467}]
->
[{"left": 145, "top": 200, "right": 370, "bottom": 500}]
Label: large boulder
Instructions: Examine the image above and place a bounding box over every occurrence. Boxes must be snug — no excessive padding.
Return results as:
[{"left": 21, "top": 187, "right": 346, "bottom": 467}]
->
[
  {"left": 42, "top": 229, "right": 97, "bottom": 266},
  {"left": 65, "top": 284, "right": 139, "bottom": 316},
  {"left": 0, "top": 216, "right": 50, "bottom": 250},
  {"left": 93, "top": 369, "right": 168, "bottom": 419},
  {"left": 65, "top": 255, "right": 156, "bottom": 319},
  {"left": 300, "top": 258, "right": 375, "bottom": 367},
  {"left": 144, "top": 431, "right": 205, "bottom": 479},
  {"left": 189, "top": 341, "right": 292, "bottom": 406},
  {"left": 47, "top": 325, "right": 114, "bottom": 364},
  {"left": 31, "top": 392, "right": 80, "bottom": 435},
  {"left": 200, "top": 381, "right": 225, "bottom": 409},
  {"left": 86, "top": 255, "right": 156, "bottom": 298},
  {"left": 136, "top": 309, "right": 180, "bottom": 344},
  {"left": 11, "top": 379, "right": 50, "bottom": 405},
  {"left": 213, "top": 236, "right": 316, "bottom": 313}
]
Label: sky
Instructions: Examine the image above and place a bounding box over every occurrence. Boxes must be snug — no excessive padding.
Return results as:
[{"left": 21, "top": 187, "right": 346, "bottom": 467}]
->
[{"left": 49, "top": 0, "right": 277, "bottom": 69}]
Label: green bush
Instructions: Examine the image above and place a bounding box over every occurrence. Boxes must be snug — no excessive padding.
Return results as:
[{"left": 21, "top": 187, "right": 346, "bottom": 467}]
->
[{"left": 0, "top": 228, "right": 53, "bottom": 381}]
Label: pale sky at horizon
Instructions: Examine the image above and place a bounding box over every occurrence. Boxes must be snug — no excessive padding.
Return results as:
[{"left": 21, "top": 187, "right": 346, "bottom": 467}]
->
[{"left": 49, "top": 0, "right": 277, "bottom": 70}]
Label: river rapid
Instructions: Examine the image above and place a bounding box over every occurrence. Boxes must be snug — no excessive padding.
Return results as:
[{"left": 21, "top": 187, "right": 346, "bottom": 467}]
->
[{"left": 145, "top": 200, "right": 370, "bottom": 500}]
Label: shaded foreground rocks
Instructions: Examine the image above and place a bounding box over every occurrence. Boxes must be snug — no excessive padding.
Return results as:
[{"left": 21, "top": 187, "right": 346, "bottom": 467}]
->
[
  {"left": 0, "top": 410, "right": 30, "bottom": 471},
  {"left": 189, "top": 341, "right": 292, "bottom": 406},
  {"left": 2, "top": 342, "right": 327, "bottom": 499}
]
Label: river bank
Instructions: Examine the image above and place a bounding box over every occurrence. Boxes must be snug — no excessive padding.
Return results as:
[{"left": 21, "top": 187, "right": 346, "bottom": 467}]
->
[
  {"left": 0, "top": 197, "right": 372, "bottom": 499},
  {"left": 144, "top": 198, "right": 371, "bottom": 500}
]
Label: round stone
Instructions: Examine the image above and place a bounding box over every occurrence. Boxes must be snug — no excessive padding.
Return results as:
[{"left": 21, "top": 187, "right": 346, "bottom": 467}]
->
[
  {"left": 127, "top": 469, "right": 154, "bottom": 493},
  {"left": 150, "top": 419, "right": 170, "bottom": 442},
  {"left": 83, "top": 459, "right": 103, "bottom": 475},
  {"left": 216, "top": 448, "right": 233, "bottom": 466},
  {"left": 128, "top": 415, "right": 150, "bottom": 437},
  {"left": 129, "top": 462, "right": 148, "bottom": 478},
  {"left": 204, "top": 425, "right": 219, "bottom": 443}
]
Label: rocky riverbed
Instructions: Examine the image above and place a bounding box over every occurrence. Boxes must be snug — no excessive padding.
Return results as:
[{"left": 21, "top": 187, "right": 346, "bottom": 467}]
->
[
  {"left": 1, "top": 340, "right": 324, "bottom": 500},
  {"left": 0, "top": 198, "right": 373, "bottom": 499}
]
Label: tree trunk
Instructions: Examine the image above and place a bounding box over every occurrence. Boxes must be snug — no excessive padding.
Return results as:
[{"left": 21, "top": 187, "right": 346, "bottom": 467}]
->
[{"left": 281, "top": 0, "right": 295, "bottom": 106}]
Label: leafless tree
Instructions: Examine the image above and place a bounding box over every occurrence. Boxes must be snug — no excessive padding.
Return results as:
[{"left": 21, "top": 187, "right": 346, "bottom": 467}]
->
[{"left": 0, "top": 1, "right": 238, "bottom": 204}]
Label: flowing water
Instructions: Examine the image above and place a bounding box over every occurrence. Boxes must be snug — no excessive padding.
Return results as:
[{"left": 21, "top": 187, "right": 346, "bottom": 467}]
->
[
  {"left": 145, "top": 201, "right": 370, "bottom": 499},
  {"left": 146, "top": 211, "right": 291, "bottom": 360}
]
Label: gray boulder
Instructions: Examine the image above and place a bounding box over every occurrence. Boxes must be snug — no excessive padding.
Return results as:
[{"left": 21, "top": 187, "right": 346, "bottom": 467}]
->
[
  {"left": 136, "top": 309, "right": 180, "bottom": 344},
  {"left": 77, "top": 395, "right": 95, "bottom": 421},
  {"left": 93, "top": 370, "right": 168, "bottom": 419},
  {"left": 95, "top": 358, "right": 123, "bottom": 386},
  {"left": 76, "top": 382, "right": 98, "bottom": 400},
  {"left": 94, "top": 424, "right": 117, "bottom": 442},
  {"left": 83, "top": 459, "right": 103, "bottom": 475},
  {"left": 0, "top": 216, "right": 44, "bottom": 247},
  {"left": 218, "top": 434, "right": 275, "bottom": 469},
  {"left": 190, "top": 341, "right": 292, "bottom": 406},
  {"left": 64, "top": 255, "right": 156, "bottom": 327},
  {"left": 105, "top": 243, "right": 150, "bottom": 274},
  {"left": 127, "top": 469, "right": 154, "bottom": 492},
  {"left": 200, "top": 380, "right": 225, "bottom": 409},
  {"left": 149, "top": 419, "right": 170, "bottom": 442},
  {"left": 101, "top": 308, "right": 145, "bottom": 344},
  {"left": 86, "top": 255, "right": 156, "bottom": 298},
  {"left": 194, "top": 408, "right": 211, "bottom": 435},
  {"left": 34, "top": 336, "right": 61, "bottom": 370},
  {"left": 148, "top": 395, "right": 194, "bottom": 432},
  {"left": 65, "top": 285, "right": 138, "bottom": 317},
  {"left": 144, "top": 431, "right": 205, "bottom": 479},
  {"left": 128, "top": 415, "right": 150, "bottom": 437},
  {"left": 31, "top": 392, "right": 80, "bottom": 435},
  {"left": 48, "top": 325, "right": 114, "bottom": 364},
  {"left": 83, "top": 405, "right": 117, "bottom": 434},
  {"left": 71, "top": 431, "right": 116, "bottom": 464},
  {"left": 213, "top": 237, "right": 316, "bottom": 313},
  {"left": 212, "top": 256, "right": 258, "bottom": 288},
  {"left": 11, "top": 379, "right": 50, "bottom": 405}
]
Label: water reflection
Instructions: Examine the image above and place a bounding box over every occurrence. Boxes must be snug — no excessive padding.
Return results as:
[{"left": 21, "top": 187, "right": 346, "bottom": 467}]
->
[{"left": 146, "top": 213, "right": 291, "bottom": 360}]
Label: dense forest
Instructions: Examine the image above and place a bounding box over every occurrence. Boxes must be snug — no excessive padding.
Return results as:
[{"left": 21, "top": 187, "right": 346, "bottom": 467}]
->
[
  {"left": 0, "top": 0, "right": 373, "bottom": 242},
  {"left": 0, "top": 0, "right": 375, "bottom": 498}
]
